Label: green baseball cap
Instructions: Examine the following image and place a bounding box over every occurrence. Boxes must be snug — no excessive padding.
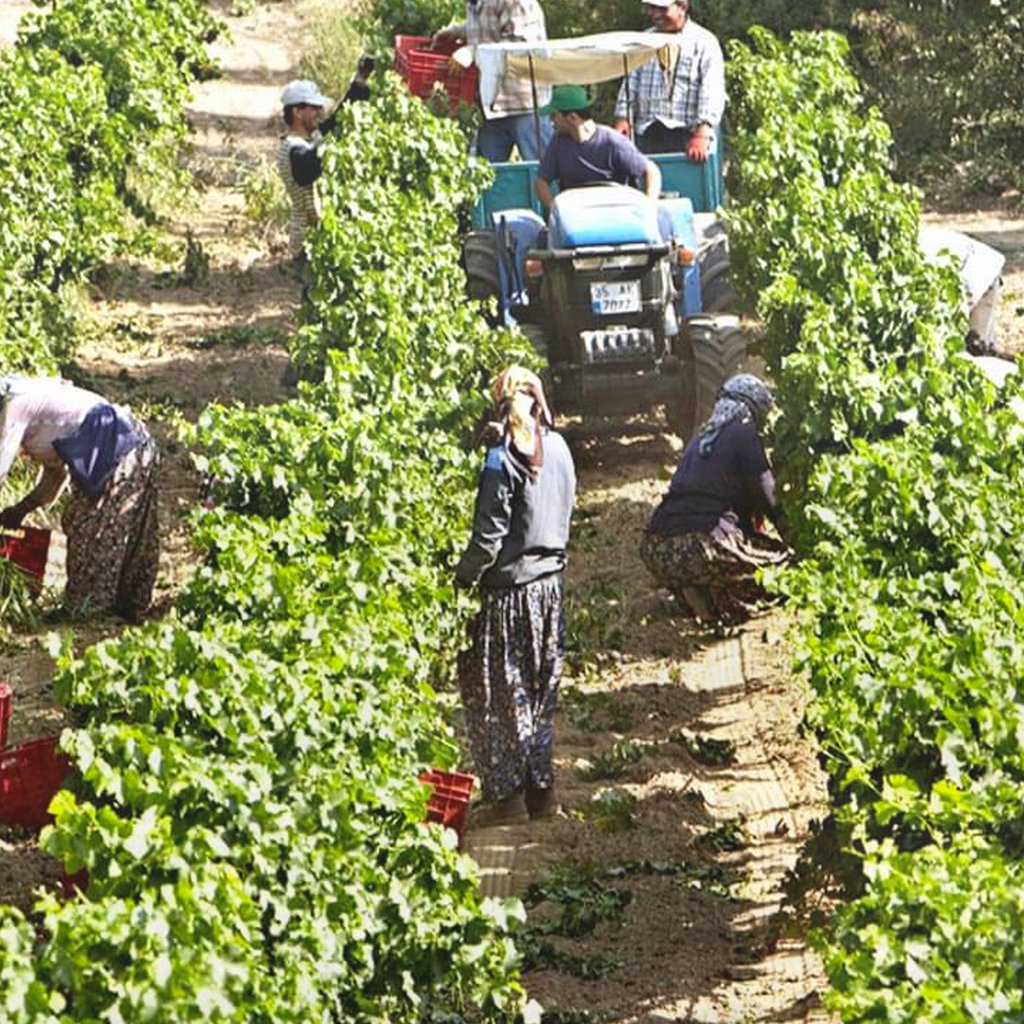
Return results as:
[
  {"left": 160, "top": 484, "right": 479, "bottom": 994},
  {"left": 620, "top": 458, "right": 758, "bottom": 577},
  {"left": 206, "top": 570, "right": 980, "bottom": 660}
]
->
[{"left": 538, "top": 84, "right": 591, "bottom": 116}]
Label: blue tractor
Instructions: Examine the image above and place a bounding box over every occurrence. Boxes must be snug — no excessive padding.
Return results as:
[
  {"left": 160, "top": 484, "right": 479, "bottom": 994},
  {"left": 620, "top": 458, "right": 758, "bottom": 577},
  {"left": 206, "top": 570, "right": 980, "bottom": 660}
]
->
[{"left": 458, "top": 33, "right": 747, "bottom": 437}]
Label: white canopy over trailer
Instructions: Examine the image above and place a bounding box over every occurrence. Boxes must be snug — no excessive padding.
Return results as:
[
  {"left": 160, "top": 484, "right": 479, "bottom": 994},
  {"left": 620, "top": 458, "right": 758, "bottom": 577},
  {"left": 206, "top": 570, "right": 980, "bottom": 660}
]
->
[{"left": 451, "top": 31, "right": 692, "bottom": 110}]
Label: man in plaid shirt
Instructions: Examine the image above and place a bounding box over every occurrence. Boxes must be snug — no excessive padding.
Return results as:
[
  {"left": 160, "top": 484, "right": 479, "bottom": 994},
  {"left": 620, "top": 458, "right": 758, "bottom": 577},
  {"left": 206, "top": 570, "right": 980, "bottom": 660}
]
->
[
  {"left": 433, "top": 0, "right": 553, "bottom": 162},
  {"left": 612, "top": 0, "right": 725, "bottom": 162}
]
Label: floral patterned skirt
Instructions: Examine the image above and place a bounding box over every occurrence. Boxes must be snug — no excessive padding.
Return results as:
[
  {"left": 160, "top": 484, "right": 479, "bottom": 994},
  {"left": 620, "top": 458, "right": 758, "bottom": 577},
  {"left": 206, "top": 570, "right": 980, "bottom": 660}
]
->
[
  {"left": 640, "top": 525, "right": 789, "bottom": 623},
  {"left": 458, "top": 576, "right": 565, "bottom": 803},
  {"left": 62, "top": 433, "right": 160, "bottom": 619}
]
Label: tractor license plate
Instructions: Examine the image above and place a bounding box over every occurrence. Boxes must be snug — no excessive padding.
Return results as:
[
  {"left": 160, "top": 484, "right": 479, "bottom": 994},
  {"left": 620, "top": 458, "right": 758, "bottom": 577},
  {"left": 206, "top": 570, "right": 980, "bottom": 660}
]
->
[{"left": 590, "top": 280, "right": 641, "bottom": 315}]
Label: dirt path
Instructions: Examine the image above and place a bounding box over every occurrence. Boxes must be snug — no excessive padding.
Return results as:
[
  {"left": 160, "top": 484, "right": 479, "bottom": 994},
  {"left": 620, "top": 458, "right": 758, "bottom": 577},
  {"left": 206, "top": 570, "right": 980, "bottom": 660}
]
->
[{"left": 466, "top": 418, "right": 832, "bottom": 1022}]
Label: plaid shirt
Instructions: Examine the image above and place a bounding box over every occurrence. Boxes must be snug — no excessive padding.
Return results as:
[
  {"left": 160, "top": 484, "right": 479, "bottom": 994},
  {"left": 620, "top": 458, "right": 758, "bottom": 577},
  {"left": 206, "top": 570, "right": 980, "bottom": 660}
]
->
[
  {"left": 452, "top": 0, "right": 550, "bottom": 118},
  {"left": 614, "top": 20, "right": 725, "bottom": 135}
]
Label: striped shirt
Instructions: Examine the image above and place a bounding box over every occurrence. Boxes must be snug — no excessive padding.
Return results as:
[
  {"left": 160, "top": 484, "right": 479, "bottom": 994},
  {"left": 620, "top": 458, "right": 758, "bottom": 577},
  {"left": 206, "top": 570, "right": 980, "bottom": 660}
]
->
[
  {"left": 614, "top": 20, "right": 725, "bottom": 136},
  {"left": 276, "top": 133, "right": 322, "bottom": 258},
  {"left": 451, "top": 0, "right": 550, "bottom": 118}
]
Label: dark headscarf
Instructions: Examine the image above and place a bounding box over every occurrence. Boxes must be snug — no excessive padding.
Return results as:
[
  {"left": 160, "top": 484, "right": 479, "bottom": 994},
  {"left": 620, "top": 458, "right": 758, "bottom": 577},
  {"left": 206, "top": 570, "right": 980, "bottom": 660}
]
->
[{"left": 696, "top": 373, "right": 774, "bottom": 457}]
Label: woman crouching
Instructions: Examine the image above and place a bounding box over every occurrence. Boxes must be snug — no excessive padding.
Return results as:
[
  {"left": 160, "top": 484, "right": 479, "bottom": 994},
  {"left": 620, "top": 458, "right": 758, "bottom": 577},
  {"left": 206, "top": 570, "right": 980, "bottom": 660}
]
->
[
  {"left": 641, "top": 373, "right": 789, "bottom": 623},
  {"left": 0, "top": 376, "right": 159, "bottom": 621}
]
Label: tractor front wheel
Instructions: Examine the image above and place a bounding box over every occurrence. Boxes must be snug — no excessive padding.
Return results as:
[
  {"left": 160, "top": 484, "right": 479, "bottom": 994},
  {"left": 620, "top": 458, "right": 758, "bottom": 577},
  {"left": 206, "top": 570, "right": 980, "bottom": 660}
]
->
[{"left": 462, "top": 231, "right": 501, "bottom": 327}]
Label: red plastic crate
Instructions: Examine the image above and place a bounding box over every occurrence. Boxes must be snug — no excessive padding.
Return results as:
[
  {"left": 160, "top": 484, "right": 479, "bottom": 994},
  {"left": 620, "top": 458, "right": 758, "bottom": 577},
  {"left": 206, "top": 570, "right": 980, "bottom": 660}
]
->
[
  {"left": 0, "top": 682, "right": 11, "bottom": 750},
  {"left": 60, "top": 868, "right": 89, "bottom": 899},
  {"left": 421, "top": 768, "right": 475, "bottom": 839},
  {"left": 0, "top": 735, "right": 71, "bottom": 830},
  {"left": 425, "top": 789, "right": 471, "bottom": 836},
  {"left": 0, "top": 527, "right": 50, "bottom": 589},
  {"left": 394, "top": 34, "right": 478, "bottom": 112},
  {"left": 420, "top": 768, "right": 475, "bottom": 797},
  {"left": 395, "top": 33, "right": 460, "bottom": 67}
]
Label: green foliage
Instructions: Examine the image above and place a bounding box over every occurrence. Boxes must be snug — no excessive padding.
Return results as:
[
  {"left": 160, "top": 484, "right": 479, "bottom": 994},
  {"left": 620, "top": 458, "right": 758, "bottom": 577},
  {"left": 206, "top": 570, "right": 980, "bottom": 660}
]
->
[
  {"left": 238, "top": 156, "right": 289, "bottom": 238},
  {"left": 839, "top": 3, "right": 1024, "bottom": 188},
  {"left": 39, "top": 625, "right": 520, "bottom": 1021},
  {"left": 670, "top": 730, "right": 736, "bottom": 767},
  {"left": 561, "top": 687, "right": 635, "bottom": 734},
  {"left": 577, "top": 788, "right": 638, "bottom": 833},
  {"left": 563, "top": 584, "right": 625, "bottom": 671},
  {"left": 519, "top": 863, "right": 630, "bottom": 980},
  {"left": 0, "top": 909, "right": 53, "bottom": 1023},
  {"left": 0, "top": 558, "right": 39, "bottom": 631},
  {"left": 0, "top": 0, "right": 221, "bottom": 372},
  {"left": 523, "top": 863, "right": 633, "bottom": 937},
  {"left": 727, "top": 29, "right": 965, "bottom": 517},
  {"left": 728, "top": 26, "right": 1024, "bottom": 1022},
  {"left": 361, "top": 0, "right": 463, "bottom": 54},
  {"left": 521, "top": 938, "right": 620, "bottom": 980},
  {"left": 577, "top": 739, "right": 647, "bottom": 781},
  {"left": 0, "top": 52, "right": 536, "bottom": 1023},
  {"left": 296, "top": 74, "right": 504, "bottom": 383},
  {"left": 299, "top": 0, "right": 371, "bottom": 101},
  {"left": 188, "top": 323, "right": 286, "bottom": 351},
  {"left": 698, "top": 816, "right": 750, "bottom": 853},
  {"left": 826, "top": 831, "right": 1024, "bottom": 1023}
]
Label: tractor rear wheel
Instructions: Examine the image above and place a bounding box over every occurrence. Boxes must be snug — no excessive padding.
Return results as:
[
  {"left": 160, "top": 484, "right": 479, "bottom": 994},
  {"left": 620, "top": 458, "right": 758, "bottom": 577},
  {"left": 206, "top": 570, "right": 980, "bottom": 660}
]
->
[
  {"left": 462, "top": 231, "right": 501, "bottom": 327},
  {"left": 686, "top": 314, "right": 748, "bottom": 435},
  {"left": 700, "top": 245, "right": 734, "bottom": 313}
]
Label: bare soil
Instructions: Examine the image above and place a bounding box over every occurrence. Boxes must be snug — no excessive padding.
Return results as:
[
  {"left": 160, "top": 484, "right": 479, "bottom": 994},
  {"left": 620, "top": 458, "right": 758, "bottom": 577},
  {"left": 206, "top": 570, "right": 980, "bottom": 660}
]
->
[
  {"left": 2, "top": 2, "right": 1023, "bottom": 1019},
  {"left": 462, "top": 415, "right": 833, "bottom": 1022}
]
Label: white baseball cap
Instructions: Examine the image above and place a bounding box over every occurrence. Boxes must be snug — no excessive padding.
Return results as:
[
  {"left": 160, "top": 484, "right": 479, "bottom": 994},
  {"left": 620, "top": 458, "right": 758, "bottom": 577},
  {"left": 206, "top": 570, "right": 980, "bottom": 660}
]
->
[
  {"left": 643, "top": 0, "right": 684, "bottom": 7},
  {"left": 281, "top": 79, "right": 332, "bottom": 108}
]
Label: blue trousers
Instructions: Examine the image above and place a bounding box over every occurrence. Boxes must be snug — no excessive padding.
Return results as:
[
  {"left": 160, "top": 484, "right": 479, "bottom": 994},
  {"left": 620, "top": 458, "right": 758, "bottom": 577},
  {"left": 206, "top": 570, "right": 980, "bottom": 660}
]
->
[{"left": 474, "top": 112, "right": 552, "bottom": 162}]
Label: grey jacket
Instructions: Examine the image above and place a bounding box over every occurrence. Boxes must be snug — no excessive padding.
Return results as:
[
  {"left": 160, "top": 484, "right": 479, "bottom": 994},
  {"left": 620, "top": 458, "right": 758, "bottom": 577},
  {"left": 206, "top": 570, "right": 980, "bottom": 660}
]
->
[{"left": 455, "top": 429, "right": 576, "bottom": 589}]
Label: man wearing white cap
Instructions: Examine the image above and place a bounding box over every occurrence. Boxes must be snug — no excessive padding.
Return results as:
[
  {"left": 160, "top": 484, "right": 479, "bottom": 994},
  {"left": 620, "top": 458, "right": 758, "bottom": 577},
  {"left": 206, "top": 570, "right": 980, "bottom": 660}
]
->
[
  {"left": 612, "top": 0, "right": 725, "bottom": 163},
  {"left": 276, "top": 79, "right": 334, "bottom": 261}
]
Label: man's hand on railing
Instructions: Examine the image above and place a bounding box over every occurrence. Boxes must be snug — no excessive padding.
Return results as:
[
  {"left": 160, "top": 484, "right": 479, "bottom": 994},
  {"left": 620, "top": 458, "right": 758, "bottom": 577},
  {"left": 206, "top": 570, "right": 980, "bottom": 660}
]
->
[{"left": 686, "top": 127, "right": 712, "bottom": 163}]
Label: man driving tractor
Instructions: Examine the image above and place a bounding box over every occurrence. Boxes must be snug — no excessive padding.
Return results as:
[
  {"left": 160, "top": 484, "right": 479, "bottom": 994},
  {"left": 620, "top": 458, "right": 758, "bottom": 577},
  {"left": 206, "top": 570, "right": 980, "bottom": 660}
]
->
[{"left": 534, "top": 84, "right": 662, "bottom": 212}]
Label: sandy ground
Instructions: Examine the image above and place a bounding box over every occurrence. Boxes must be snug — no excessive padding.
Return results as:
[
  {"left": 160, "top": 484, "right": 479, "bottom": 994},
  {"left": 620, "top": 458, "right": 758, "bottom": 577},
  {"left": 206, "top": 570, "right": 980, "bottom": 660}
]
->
[{"left": 466, "top": 415, "right": 833, "bottom": 1022}]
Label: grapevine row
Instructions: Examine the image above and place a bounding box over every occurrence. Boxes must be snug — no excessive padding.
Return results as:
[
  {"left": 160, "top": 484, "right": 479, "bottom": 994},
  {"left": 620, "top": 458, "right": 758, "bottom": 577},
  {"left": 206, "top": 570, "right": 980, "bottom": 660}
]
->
[
  {"left": 0, "top": 0, "right": 220, "bottom": 375},
  {"left": 728, "top": 29, "right": 1024, "bottom": 1022},
  {"left": 1, "top": 76, "right": 535, "bottom": 1023}
]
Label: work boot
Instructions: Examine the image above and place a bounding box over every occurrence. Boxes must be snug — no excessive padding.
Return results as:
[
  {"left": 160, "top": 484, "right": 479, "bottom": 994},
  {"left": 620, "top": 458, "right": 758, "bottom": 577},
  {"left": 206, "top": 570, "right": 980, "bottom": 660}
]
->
[
  {"left": 525, "top": 784, "right": 559, "bottom": 820},
  {"left": 469, "top": 792, "right": 529, "bottom": 828}
]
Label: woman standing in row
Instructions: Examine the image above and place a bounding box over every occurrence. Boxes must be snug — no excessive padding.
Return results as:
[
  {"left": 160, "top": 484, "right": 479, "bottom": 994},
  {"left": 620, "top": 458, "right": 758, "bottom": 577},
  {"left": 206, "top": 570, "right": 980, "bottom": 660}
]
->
[{"left": 456, "top": 366, "right": 576, "bottom": 826}]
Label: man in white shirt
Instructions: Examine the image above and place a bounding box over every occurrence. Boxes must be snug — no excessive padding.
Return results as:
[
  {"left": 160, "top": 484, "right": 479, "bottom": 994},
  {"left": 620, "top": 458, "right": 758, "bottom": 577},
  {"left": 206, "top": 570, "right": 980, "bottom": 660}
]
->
[{"left": 612, "top": 0, "right": 725, "bottom": 162}]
